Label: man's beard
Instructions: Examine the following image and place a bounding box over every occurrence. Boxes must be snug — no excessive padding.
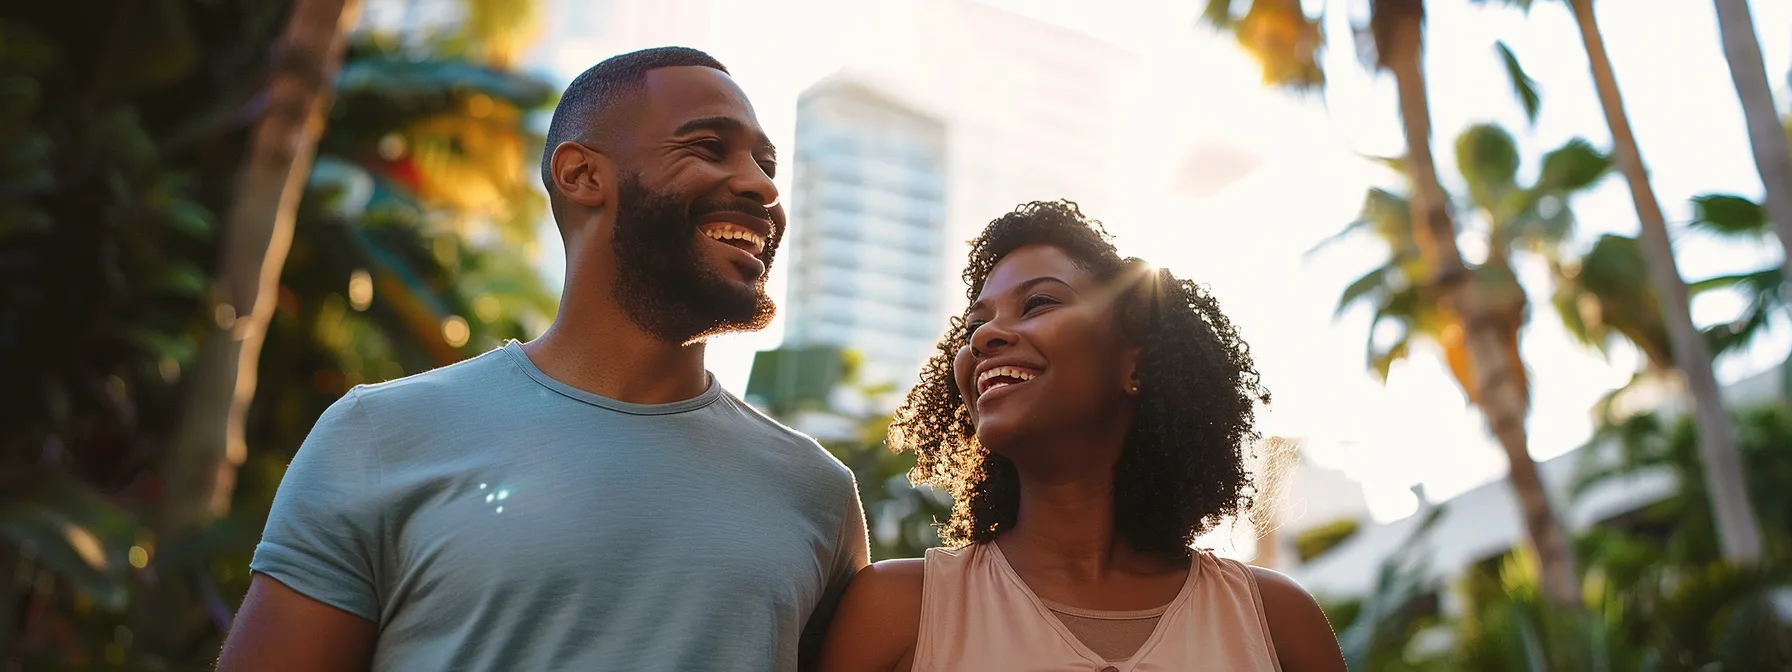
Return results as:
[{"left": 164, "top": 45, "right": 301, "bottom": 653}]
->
[{"left": 610, "top": 173, "right": 781, "bottom": 345}]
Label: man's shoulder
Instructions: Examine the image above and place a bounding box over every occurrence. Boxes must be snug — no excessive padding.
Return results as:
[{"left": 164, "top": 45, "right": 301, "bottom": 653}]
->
[
  {"left": 717, "top": 391, "right": 855, "bottom": 479},
  {"left": 345, "top": 345, "right": 523, "bottom": 414}
]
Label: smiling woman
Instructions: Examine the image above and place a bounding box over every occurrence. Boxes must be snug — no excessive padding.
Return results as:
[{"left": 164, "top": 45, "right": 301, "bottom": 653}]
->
[{"left": 818, "top": 200, "right": 1347, "bottom": 672}]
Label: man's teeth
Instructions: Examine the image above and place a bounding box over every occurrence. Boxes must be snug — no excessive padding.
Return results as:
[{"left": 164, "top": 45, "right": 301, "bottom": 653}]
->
[
  {"left": 701, "top": 224, "right": 765, "bottom": 253},
  {"left": 978, "top": 366, "right": 1038, "bottom": 392}
]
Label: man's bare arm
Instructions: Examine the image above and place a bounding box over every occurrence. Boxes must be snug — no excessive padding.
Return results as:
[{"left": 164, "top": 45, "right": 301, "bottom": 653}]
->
[{"left": 216, "top": 574, "right": 376, "bottom": 672}]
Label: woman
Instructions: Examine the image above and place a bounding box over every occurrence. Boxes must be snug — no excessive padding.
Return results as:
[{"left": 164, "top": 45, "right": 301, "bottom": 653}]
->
[{"left": 819, "top": 201, "right": 1345, "bottom": 671}]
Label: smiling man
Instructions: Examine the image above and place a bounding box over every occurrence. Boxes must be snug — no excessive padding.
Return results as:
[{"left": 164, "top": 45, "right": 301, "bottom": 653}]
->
[{"left": 218, "top": 47, "right": 869, "bottom": 672}]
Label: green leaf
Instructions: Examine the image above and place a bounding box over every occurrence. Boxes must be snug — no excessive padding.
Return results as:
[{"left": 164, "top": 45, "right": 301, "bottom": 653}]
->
[
  {"left": 1690, "top": 193, "right": 1768, "bottom": 237},
  {"left": 1689, "top": 268, "right": 1781, "bottom": 295},
  {"left": 128, "top": 326, "right": 195, "bottom": 362},
  {"left": 1457, "top": 124, "right": 1521, "bottom": 210},
  {"left": 1536, "top": 139, "right": 1610, "bottom": 193},
  {"left": 163, "top": 199, "right": 214, "bottom": 238},
  {"left": 0, "top": 475, "right": 137, "bottom": 611},
  {"left": 1364, "top": 153, "right": 1407, "bottom": 175},
  {"left": 150, "top": 261, "right": 209, "bottom": 297},
  {"left": 1336, "top": 263, "right": 1393, "bottom": 318},
  {"left": 1496, "top": 41, "right": 1541, "bottom": 126},
  {"left": 1198, "top": 0, "right": 1235, "bottom": 28},
  {"left": 1304, "top": 218, "right": 1370, "bottom": 259}
]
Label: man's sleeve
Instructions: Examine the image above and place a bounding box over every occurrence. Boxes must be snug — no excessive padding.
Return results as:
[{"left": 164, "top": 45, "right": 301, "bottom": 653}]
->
[
  {"left": 800, "top": 474, "right": 871, "bottom": 664},
  {"left": 248, "top": 388, "right": 384, "bottom": 622}
]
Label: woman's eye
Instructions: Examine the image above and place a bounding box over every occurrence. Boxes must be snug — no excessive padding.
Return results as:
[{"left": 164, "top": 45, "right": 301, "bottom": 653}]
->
[{"left": 1023, "top": 295, "right": 1058, "bottom": 312}]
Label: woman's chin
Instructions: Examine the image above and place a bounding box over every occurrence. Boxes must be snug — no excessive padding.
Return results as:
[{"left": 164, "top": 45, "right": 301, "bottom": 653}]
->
[{"left": 974, "top": 422, "right": 1028, "bottom": 456}]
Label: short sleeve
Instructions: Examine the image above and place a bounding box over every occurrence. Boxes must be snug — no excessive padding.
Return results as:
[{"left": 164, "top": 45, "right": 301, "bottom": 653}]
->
[{"left": 249, "top": 388, "right": 384, "bottom": 622}]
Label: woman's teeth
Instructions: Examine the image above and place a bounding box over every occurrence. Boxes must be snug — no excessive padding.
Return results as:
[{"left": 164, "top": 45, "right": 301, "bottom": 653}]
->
[{"left": 978, "top": 366, "right": 1038, "bottom": 393}]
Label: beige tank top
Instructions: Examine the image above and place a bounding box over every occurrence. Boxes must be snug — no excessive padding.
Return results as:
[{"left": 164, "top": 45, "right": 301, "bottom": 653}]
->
[{"left": 916, "top": 542, "right": 1283, "bottom": 671}]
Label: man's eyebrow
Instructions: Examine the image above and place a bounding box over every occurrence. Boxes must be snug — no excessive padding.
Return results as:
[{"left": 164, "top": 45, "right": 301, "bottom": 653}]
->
[
  {"left": 673, "top": 115, "right": 776, "bottom": 157},
  {"left": 966, "top": 276, "right": 1073, "bottom": 314}
]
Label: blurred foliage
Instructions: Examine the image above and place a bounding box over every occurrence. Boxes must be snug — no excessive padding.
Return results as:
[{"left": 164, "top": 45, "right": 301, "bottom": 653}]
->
[
  {"left": 819, "top": 389, "right": 952, "bottom": 562},
  {"left": 1295, "top": 518, "right": 1362, "bottom": 564},
  {"left": 1, "top": 0, "right": 552, "bottom": 667},
  {"left": 1314, "top": 122, "right": 1610, "bottom": 402},
  {"left": 1329, "top": 404, "right": 1792, "bottom": 670},
  {"left": 751, "top": 347, "right": 951, "bottom": 561}
]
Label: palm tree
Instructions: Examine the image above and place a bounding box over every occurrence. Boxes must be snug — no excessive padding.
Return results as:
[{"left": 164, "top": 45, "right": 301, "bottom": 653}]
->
[
  {"left": 1556, "top": 0, "right": 1764, "bottom": 564},
  {"left": 1683, "top": 193, "right": 1788, "bottom": 362},
  {"left": 1710, "top": 0, "right": 1792, "bottom": 271},
  {"left": 163, "top": 0, "right": 363, "bottom": 543},
  {"left": 1204, "top": 0, "right": 1584, "bottom": 607}
]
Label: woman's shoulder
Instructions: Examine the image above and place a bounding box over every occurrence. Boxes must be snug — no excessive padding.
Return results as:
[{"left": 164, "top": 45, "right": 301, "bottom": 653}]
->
[
  {"left": 1243, "top": 564, "right": 1349, "bottom": 671},
  {"left": 853, "top": 557, "right": 927, "bottom": 594},
  {"left": 817, "top": 558, "right": 927, "bottom": 671}
]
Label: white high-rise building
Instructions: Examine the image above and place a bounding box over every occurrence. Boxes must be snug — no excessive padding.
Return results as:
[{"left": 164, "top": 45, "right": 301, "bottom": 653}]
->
[
  {"left": 771, "top": 0, "right": 1142, "bottom": 389},
  {"left": 782, "top": 80, "right": 951, "bottom": 387}
]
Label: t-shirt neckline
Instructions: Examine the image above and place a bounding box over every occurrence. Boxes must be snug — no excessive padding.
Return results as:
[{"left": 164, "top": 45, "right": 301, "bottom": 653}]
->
[{"left": 501, "top": 340, "right": 723, "bottom": 415}]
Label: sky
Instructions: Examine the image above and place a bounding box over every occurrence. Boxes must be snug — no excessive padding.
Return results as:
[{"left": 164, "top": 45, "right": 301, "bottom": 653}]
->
[{"left": 517, "top": 0, "right": 1791, "bottom": 523}]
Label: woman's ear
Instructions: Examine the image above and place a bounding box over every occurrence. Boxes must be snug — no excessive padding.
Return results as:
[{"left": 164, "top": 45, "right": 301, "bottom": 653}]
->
[{"left": 1122, "top": 345, "right": 1142, "bottom": 396}]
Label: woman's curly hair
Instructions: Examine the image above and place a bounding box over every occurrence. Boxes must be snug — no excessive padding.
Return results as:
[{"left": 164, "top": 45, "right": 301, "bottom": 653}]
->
[{"left": 888, "top": 200, "right": 1270, "bottom": 562}]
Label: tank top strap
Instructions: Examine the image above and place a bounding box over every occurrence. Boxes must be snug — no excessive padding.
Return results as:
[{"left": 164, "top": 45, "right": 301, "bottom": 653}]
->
[{"left": 1149, "top": 552, "right": 1283, "bottom": 670}]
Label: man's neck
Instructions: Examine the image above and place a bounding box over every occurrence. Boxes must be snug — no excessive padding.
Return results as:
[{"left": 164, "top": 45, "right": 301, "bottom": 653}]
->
[{"left": 521, "top": 305, "right": 710, "bottom": 405}]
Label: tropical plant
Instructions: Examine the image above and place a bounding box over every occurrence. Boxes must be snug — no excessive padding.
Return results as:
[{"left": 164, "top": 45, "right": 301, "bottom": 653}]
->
[
  {"left": 1, "top": 0, "right": 554, "bottom": 665},
  {"left": 1327, "top": 403, "right": 1792, "bottom": 669},
  {"left": 1295, "top": 518, "right": 1362, "bottom": 564},
  {"left": 1708, "top": 0, "right": 1792, "bottom": 271},
  {"left": 821, "top": 385, "right": 952, "bottom": 562},
  {"left": 1684, "top": 193, "right": 1789, "bottom": 378},
  {"left": 1310, "top": 120, "right": 1606, "bottom": 607},
  {"left": 1575, "top": 405, "right": 1792, "bottom": 565},
  {"left": 1325, "top": 506, "right": 1453, "bottom": 672},
  {"left": 1474, "top": 0, "right": 1767, "bottom": 565},
  {"left": 1203, "top": 0, "right": 1584, "bottom": 607},
  {"left": 164, "top": 0, "right": 361, "bottom": 548}
]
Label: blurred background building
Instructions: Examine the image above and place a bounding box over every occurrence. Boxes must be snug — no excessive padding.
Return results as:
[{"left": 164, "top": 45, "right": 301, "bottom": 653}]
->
[{"left": 777, "top": 78, "right": 949, "bottom": 390}]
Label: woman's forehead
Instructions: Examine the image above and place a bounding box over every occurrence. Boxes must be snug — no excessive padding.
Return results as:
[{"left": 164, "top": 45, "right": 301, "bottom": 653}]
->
[{"left": 976, "top": 245, "right": 1092, "bottom": 300}]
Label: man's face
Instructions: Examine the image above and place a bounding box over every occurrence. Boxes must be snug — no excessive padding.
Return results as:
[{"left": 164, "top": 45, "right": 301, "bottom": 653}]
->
[{"left": 606, "top": 66, "right": 787, "bottom": 344}]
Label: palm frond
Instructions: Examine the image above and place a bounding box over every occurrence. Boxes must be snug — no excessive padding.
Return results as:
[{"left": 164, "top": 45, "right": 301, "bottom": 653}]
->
[
  {"left": 1689, "top": 193, "right": 1769, "bottom": 239},
  {"left": 1496, "top": 40, "right": 1540, "bottom": 126}
]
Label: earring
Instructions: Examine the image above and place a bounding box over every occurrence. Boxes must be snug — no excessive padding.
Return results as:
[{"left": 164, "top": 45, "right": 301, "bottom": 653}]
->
[{"left": 1130, "top": 382, "right": 1140, "bottom": 394}]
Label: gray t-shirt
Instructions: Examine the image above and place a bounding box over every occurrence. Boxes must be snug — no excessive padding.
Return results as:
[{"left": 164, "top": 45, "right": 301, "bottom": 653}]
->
[{"left": 250, "top": 341, "right": 867, "bottom": 671}]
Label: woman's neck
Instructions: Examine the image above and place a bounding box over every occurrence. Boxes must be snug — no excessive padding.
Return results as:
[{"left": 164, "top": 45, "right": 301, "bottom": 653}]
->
[{"left": 997, "top": 450, "right": 1177, "bottom": 580}]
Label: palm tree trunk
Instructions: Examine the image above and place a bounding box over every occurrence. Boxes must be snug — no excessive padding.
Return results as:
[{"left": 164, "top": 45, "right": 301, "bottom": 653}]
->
[
  {"left": 163, "top": 0, "right": 362, "bottom": 538},
  {"left": 1712, "top": 0, "right": 1792, "bottom": 275},
  {"left": 1569, "top": 0, "right": 1764, "bottom": 564},
  {"left": 1377, "top": 0, "right": 1582, "bottom": 608}
]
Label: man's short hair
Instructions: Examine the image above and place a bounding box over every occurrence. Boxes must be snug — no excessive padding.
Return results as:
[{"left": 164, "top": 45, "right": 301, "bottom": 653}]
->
[{"left": 540, "top": 46, "right": 729, "bottom": 193}]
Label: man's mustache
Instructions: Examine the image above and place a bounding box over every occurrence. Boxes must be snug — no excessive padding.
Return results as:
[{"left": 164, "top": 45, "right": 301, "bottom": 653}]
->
[{"left": 693, "top": 199, "right": 774, "bottom": 224}]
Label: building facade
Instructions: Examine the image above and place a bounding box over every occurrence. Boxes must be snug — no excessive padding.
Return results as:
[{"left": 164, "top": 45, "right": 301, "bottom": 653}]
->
[{"left": 780, "top": 79, "right": 951, "bottom": 388}]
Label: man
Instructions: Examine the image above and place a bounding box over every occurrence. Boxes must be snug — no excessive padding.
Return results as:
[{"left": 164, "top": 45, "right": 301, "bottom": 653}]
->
[{"left": 218, "top": 46, "right": 870, "bottom": 671}]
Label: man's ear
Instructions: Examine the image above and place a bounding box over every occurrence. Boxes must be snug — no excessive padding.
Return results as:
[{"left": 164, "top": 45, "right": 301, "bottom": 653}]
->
[{"left": 550, "top": 140, "right": 612, "bottom": 209}]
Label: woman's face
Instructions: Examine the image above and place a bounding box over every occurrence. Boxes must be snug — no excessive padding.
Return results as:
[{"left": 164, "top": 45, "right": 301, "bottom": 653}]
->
[{"left": 954, "top": 244, "right": 1139, "bottom": 453}]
